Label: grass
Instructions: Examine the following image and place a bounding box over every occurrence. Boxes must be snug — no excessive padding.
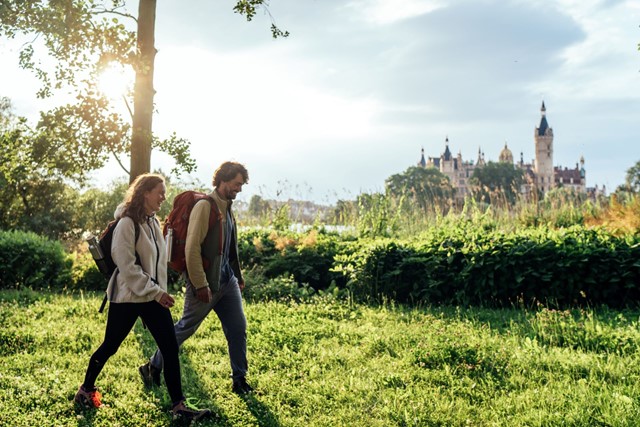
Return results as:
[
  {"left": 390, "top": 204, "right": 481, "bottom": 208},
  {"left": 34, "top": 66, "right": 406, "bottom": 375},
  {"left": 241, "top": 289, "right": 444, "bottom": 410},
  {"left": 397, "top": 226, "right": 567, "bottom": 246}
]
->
[{"left": 1, "top": 289, "right": 640, "bottom": 426}]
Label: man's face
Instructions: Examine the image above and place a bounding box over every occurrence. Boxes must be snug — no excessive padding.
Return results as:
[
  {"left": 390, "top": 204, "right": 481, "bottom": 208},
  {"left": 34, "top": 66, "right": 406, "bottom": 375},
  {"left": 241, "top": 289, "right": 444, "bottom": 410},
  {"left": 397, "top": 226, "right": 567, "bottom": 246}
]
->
[{"left": 219, "top": 173, "right": 245, "bottom": 200}]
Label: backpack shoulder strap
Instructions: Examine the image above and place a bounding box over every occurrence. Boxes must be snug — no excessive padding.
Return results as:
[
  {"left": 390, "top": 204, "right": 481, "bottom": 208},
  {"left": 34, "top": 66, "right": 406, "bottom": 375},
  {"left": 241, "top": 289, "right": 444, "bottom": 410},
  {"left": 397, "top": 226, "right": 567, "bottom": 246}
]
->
[
  {"left": 134, "top": 221, "right": 140, "bottom": 243},
  {"left": 203, "top": 195, "right": 221, "bottom": 229}
]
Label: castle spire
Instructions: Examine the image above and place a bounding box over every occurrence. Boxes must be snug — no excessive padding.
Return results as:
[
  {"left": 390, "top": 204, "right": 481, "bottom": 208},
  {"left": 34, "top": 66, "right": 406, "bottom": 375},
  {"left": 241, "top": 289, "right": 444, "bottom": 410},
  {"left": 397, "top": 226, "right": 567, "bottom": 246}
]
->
[
  {"left": 418, "top": 147, "right": 426, "bottom": 167},
  {"left": 443, "top": 136, "right": 452, "bottom": 161}
]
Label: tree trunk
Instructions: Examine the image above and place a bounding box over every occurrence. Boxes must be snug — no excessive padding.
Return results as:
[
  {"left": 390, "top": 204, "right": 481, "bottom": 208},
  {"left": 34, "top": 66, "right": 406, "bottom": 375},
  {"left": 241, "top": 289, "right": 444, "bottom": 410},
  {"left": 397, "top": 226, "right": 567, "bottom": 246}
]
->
[{"left": 129, "top": 0, "right": 157, "bottom": 183}]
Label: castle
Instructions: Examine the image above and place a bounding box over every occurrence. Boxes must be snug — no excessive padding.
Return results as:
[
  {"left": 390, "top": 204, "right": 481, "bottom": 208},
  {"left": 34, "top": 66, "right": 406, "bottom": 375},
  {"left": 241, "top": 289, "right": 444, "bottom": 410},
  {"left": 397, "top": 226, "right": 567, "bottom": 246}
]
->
[{"left": 417, "top": 102, "right": 602, "bottom": 200}]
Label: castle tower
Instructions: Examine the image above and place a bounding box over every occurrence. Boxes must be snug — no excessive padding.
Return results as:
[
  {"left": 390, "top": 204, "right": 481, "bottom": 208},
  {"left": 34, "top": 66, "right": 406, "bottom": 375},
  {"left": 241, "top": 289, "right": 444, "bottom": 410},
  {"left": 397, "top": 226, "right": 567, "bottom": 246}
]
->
[
  {"left": 441, "top": 137, "right": 455, "bottom": 174},
  {"left": 534, "top": 101, "right": 554, "bottom": 193}
]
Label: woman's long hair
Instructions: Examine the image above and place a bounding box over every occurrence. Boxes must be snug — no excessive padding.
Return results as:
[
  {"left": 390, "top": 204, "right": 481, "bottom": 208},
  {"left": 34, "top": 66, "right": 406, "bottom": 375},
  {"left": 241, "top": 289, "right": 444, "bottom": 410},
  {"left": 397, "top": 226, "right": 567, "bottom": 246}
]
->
[{"left": 121, "top": 174, "right": 165, "bottom": 224}]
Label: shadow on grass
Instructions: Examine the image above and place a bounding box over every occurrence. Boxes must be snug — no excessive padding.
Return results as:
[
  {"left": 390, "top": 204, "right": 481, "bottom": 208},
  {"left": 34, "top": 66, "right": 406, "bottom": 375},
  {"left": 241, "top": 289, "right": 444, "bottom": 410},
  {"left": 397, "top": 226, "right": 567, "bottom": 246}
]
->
[
  {"left": 239, "top": 392, "right": 281, "bottom": 427},
  {"left": 133, "top": 318, "right": 281, "bottom": 427}
]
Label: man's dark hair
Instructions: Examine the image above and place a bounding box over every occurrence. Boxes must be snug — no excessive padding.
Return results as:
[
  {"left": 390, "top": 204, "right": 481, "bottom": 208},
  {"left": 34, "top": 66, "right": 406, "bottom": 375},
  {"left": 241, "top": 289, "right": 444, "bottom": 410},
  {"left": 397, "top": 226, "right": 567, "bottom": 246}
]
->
[{"left": 213, "top": 161, "right": 249, "bottom": 188}]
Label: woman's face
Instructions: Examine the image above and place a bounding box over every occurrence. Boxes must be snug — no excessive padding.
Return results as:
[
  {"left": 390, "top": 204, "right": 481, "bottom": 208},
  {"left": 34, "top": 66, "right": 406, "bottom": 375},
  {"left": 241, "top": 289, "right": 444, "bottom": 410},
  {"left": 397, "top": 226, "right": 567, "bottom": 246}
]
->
[{"left": 144, "top": 182, "right": 166, "bottom": 215}]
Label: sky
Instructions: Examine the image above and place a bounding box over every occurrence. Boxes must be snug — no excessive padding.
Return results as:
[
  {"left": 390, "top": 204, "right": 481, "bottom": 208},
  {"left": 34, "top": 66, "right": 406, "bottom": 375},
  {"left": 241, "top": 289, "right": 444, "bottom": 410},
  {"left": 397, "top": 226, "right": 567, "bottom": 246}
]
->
[{"left": 1, "top": 0, "right": 640, "bottom": 205}]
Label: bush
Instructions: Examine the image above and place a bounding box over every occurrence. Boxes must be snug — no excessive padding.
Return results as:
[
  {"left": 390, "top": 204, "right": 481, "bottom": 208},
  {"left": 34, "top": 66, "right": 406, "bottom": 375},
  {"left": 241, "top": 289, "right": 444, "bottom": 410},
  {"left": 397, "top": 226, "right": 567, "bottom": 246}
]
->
[
  {"left": 0, "top": 230, "right": 72, "bottom": 290},
  {"left": 239, "top": 228, "right": 350, "bottom": 291},
  {"left": 334, "top": 225, "right": 640, "bottom": 308},
  {"left": 243, "top": 272, "right": 316, "bottom": 302},
  {"left": 69, "top": 250, "right": 106, "bottom": 291}
]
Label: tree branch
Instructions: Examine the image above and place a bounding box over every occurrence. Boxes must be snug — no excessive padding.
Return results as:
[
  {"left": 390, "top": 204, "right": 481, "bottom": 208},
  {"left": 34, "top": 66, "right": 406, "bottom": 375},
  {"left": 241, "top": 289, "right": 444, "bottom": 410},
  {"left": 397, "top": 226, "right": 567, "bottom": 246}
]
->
[
  {"left": 109, "top": 146, "right": 130, "bottom": 175},
  {"left": 92, "top": 7, "right": 138, "bottom": 23}
]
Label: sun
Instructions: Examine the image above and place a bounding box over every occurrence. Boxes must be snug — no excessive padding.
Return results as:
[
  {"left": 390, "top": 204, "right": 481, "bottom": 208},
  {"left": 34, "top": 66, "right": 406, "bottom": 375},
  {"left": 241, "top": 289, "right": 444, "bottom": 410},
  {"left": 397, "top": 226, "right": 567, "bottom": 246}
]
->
[{"left": 97, "top": 62, "right": 133, "bottom": 100}]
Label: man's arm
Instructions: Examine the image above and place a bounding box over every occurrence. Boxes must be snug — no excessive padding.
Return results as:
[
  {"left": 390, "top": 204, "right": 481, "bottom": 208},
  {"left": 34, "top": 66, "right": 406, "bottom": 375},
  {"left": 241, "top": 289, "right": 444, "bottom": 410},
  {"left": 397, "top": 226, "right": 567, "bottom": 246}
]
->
[{"left": 185, "top": 200, "right": 211, "bottom": 290}]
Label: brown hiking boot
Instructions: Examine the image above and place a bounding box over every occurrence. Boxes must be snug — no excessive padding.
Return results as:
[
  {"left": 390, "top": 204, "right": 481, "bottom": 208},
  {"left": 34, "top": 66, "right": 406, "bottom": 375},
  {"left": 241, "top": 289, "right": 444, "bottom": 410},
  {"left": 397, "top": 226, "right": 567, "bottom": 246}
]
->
[{"left": 171, "top": 399, "right": 211, "bottom": 421}]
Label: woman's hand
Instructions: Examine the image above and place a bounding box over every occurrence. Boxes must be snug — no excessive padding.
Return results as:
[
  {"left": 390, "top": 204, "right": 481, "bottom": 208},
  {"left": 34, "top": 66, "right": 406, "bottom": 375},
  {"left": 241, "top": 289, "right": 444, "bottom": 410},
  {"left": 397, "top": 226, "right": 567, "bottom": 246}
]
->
[{"left": 158, "top": 292, "right": 175, "bottom": 309}]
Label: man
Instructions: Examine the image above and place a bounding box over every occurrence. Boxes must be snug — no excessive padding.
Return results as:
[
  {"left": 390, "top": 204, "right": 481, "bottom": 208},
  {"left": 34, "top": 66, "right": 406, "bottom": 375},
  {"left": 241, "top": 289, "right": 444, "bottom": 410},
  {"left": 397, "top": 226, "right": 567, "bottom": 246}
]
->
[{"left": 140, "top": 161, "right": 253, "bottom": 394}]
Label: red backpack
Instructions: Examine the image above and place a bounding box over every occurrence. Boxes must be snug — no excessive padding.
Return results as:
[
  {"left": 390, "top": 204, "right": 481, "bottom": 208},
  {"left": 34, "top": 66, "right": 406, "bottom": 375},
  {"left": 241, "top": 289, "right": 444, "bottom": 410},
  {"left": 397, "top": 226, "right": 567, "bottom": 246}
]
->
[{"left": 163, "top": 191, "right": 221, "bottom": 272}]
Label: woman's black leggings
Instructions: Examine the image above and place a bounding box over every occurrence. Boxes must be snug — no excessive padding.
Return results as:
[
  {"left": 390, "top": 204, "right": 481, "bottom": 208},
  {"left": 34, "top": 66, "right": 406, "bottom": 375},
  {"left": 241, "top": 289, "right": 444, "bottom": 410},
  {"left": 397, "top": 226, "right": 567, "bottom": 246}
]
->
[{"left": 81, "top": 301, "right": 184, "bottom": 405}]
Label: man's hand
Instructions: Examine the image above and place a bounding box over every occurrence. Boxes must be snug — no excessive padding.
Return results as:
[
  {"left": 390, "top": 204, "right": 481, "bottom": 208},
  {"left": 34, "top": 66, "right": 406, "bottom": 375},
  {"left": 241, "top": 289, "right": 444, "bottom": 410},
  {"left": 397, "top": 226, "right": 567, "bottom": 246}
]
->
[
  {"left": 158, "top": 292, "right": 175, "bottom": 309},
  {"left": 238, "top": 280, "right": 245, "bottom": 292},
  {"left": 196, "top": 286, "right": 212, "bottom": 303}
]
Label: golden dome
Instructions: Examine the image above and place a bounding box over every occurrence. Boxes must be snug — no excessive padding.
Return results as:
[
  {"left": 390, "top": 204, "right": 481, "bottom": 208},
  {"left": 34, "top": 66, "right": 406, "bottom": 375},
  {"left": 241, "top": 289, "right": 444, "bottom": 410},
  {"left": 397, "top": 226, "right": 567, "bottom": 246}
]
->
[{"left": 499, "top": 142, "right": 513, "bottom": 164}]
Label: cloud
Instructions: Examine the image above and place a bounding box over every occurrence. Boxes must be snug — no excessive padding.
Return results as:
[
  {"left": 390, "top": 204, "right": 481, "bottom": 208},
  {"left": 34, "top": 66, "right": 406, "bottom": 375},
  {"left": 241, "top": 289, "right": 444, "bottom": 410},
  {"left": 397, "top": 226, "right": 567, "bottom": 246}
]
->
[
  {"left": 345, "top": 0, "right": 445, "bottom": 25},
  {"left": 153, "top": 45, "right": 382, "bottom": 150}
]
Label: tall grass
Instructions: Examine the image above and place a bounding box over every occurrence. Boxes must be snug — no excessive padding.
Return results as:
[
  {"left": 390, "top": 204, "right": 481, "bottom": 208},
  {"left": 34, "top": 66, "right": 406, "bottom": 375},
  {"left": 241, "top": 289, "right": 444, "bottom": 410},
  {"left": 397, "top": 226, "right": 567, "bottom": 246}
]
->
[{"left": 254, "top": 188, "right": 635, "bottom": 240}]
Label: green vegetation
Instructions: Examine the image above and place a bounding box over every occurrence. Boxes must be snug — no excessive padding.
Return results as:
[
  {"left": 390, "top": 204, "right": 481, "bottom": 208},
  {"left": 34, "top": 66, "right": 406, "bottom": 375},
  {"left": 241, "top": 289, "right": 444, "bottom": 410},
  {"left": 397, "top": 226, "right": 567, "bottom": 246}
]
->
[
  {"left": 0, "top": 230, "right": 72, "bottom": 289},
  {"left": 1, "top": 144, "right": 639, "bottom": 425},
  {"left": 1, "top": 290, "right": 639, "bottom": 426}
]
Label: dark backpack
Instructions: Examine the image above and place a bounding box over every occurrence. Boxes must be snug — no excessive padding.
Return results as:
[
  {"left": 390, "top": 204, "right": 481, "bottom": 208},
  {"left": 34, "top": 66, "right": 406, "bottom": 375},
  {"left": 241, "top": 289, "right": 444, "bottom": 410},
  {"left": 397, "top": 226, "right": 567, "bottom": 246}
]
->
[
  {"left": 87, "top": 217, "right": 140, "bottom": 312},
  {"left": 163, "top": 191, "right": 220, "bottom": 273}
]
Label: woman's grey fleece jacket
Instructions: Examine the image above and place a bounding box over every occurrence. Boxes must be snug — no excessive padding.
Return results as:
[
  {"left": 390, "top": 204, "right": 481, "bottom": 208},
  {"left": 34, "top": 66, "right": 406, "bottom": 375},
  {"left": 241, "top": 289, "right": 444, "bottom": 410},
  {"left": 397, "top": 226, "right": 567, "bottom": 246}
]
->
[{"left": 106, "top": 206, "right": 168, "bottom": 304}]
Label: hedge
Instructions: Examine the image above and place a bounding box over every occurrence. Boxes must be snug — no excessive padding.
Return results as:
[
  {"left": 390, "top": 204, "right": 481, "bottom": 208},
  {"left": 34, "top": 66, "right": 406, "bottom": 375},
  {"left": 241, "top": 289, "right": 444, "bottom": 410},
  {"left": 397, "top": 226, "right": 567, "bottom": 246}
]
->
[
  {"left": 0, "top": 230, "right": 72, "bottom": 290},
  {"left": 333, "top": 226, "right": 640, "bottom": 308}
]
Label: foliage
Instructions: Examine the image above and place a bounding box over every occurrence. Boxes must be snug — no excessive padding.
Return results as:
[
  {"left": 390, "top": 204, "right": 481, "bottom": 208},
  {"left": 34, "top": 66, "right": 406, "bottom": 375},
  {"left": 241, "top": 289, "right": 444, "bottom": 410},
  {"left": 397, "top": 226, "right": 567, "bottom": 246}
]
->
[
  {"left": 247, "top": 194, "right": 269, "bottom": 218},
  {"left": 0, "top": 170, "right": 83, "bottom": 241},
  {"left": 272, "top": 203, "right": 292, "bottom": 232},
  {"left": 585, "top": 193, "right": 640, "bottom": 237},
  {"left": 69, "top": 250, "right": 106, "bottom": 292},
  {"left": 0, "top": 1, "right": 147, "bottom": 176},
  {"left": 74, "top": 179, "right": 129, "bottom": 237},
  {"left": 385, "top": 166, "right": 454, "bottom": 212},
  {"left": 242, "top": 272, "right": 316, "bottom": 302},
  {"left": 0, "top": 98, "right": 129, "bottom": 239},
  {"left": 623, "top": 160, "right": 640, "bottom": 193},
  {"left": 332, "top": 198, "right": 358, "bottom": 225},
  {"left": 239, "top": 227, "right": 349, "bottom": 291},
  {"left": 1, "top": 291, "right": 639, "bottom": 426},
  {"left": 355, "top": 192, "right": 398, "bottom": 238},
  {"left": 0, "top": 1, "right": 285, "bottom": 181},
  {"left": 333, "top": 223, "right": 640, "bottom": 308},
  {"left": 0, "top": 230, "right": 72, "bottom": 290},
  {"left": 469, "top": 161, "right": 525, "bottom": 206}
]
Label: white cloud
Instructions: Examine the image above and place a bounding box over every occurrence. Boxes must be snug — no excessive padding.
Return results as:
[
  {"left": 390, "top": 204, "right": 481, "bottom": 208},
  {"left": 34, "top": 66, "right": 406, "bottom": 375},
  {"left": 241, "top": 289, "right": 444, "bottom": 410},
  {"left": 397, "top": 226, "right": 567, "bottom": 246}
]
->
[
  {"left": 345, "top": 0, "right": 444, "bottom": 25},
  {"left": 153, "top": 45, "right": 383, "bottom": 156},
  {"left": 528, "top": 0, "right": 640, "bottom": 100}
]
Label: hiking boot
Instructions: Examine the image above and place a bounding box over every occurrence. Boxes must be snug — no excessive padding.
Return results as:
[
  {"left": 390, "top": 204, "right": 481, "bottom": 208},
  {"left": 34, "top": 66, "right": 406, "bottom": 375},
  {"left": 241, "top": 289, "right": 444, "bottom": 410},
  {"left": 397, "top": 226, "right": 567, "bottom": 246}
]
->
[
  {"left": 74, "top": 385, "right": 104, "bottom": 408},
  {"left": 232, "top": 377, "right": 254, "bottom": 395},
  {"left": 171, "top": 399, "right": 211, "bottom": 421},
  {"left": 139, "top": 362, "right": 162, "bottom": 387}
]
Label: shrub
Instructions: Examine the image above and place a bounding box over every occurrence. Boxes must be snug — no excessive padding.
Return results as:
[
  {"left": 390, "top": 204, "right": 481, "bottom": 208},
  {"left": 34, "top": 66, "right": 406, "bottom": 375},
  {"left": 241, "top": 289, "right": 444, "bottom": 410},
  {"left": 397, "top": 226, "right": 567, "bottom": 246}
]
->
[
  {"left": 243, "top": 272, "right": 316, "bottom": 302},
  {"left": 334, "top": 225, "right": 640, "bottom": 308},
  {"left": 0, "top": 230, "right": 72, "bottom": 290},
  {"left": 239, "top": 228, "right": 350, "bottom": 291},
  {"left": 69, "top": 250, "right": 105, "bottom": 291}
]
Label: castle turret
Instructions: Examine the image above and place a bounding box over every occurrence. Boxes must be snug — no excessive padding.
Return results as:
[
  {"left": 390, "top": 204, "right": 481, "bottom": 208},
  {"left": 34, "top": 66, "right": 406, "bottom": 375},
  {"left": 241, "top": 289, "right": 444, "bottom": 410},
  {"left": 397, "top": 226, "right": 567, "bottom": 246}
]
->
[
  {"left": 418, "top": 147, "right": 426, "bottom": 167},
  {"left": 441, "top": 137, "right": 454, "bottom": 173},
  {"left": 476, "top": 146, "right": 485, "bottom": 167},
  {"left": 499, "top": 141, "right": 514, "bottom": 164},
  {"left": 534, "top": 101, "right": 554, "bottom": 193}
]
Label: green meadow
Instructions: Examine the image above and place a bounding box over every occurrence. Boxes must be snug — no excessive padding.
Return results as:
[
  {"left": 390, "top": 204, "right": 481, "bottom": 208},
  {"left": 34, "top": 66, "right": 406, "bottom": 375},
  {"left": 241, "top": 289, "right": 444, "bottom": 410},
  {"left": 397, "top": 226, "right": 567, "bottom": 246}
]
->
[{"left": 1, "top": 290, "right": 639, "bottom": 427}]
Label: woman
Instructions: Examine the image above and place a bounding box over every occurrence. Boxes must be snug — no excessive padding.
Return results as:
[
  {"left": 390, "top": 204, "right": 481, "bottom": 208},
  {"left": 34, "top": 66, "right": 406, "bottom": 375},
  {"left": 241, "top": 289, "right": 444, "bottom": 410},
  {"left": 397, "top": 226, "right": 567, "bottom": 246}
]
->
[{"left": 74, "top": 173, "right": 210, "bottom": 421}]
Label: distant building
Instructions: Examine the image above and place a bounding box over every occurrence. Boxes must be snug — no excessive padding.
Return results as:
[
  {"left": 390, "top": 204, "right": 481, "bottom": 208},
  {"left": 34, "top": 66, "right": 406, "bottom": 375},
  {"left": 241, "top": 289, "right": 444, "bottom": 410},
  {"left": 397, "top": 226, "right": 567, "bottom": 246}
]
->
[{"left": 417, "top": 102, "right": 602, "bottom": 200}]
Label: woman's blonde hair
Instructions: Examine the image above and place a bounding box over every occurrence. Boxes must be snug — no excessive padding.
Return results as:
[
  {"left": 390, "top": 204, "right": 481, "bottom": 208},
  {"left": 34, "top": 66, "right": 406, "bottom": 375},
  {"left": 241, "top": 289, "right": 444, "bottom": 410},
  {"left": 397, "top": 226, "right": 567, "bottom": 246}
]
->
[{"left": 121, "top": 173, "right": 165, "bottom": 223}]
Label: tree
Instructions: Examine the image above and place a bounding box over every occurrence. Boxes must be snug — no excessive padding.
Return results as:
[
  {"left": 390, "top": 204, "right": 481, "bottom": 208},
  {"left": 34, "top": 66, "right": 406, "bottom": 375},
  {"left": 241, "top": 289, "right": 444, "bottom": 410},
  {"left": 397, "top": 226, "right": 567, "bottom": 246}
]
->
[
  {"left": 248, "top": 194, "right": 269, "bottom": 218},
  {"left": 385, "top": 166, "right": 454, "bottom": 211},
  {"left": 0, "top": 0, "right": 287, "bottom": 183},
  {"left": 622, "top": 160, "right": 640, "bottom": 193},
  {"left": 469, "top": 161, "right": 524, "bottom": 206},
  {"left": 0, "top": 97, "right": 86, "bottom": 238}
]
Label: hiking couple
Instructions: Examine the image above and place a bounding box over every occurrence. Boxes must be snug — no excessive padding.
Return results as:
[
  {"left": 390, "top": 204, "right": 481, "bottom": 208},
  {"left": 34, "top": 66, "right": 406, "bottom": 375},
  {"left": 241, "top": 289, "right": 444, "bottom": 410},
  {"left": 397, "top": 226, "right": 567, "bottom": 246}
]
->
[{"left": 74, "top": 161, "right": 252, "bottom": 421}]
